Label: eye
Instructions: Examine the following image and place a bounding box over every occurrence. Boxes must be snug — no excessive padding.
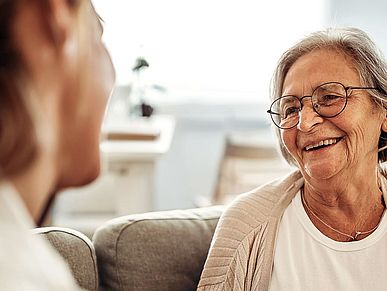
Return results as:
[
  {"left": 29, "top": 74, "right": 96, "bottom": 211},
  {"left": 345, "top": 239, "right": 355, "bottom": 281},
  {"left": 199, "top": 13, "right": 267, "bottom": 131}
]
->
[
  {"left": 319, "top": 94, "right": 344, "bottom": 105},
  {"left": 277, "top": 96, "right": 300, "bottom": 119},
  {"left": 282, "top": 106, "right": 299, "bottom": 119}
]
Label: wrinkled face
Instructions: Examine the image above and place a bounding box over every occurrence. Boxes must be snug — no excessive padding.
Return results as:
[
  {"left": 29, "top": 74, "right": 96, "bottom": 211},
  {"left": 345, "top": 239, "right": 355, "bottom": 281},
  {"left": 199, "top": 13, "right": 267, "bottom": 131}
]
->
[
  {"left": 59, "top": 4, "right": 115, "bottom": 188},
  {"left": 281, "top": 49, "right": 385, "bottom": 181}
]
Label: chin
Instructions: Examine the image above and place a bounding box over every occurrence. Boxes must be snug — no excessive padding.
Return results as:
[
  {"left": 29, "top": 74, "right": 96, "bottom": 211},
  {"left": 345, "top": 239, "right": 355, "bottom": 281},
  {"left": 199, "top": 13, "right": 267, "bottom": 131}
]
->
[
  {"left": 302, "top": 162, "right": 341, "bottom": 181},
  {"left": 58, "top": 158, "right": 101, "bottom": 190},
  {"left": 79, "top": 164, "right": 101, "bottom": 186}
]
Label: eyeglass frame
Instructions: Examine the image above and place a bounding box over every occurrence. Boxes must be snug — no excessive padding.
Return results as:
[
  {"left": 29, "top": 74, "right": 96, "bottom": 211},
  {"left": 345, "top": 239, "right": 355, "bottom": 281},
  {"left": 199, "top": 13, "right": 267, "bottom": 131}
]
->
[{"left": 266, "top": 81, "right": 379, "bottom": 129}]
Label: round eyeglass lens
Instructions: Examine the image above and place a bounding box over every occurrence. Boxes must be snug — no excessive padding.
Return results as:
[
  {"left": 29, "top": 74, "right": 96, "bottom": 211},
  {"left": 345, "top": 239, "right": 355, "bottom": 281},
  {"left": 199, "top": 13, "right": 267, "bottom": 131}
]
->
[
  {"left": 312, "top": 82, "right": 347, "bottom": 117},
  {"left": 270, "top": 95, "right": 301, "bottom": 129}
]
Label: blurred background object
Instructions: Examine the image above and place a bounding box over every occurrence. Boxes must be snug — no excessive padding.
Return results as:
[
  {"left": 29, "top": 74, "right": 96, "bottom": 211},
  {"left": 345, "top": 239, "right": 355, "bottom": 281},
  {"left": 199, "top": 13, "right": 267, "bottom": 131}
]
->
[{"left": 130, "top": 56, "right": 153, "bottom": 117}]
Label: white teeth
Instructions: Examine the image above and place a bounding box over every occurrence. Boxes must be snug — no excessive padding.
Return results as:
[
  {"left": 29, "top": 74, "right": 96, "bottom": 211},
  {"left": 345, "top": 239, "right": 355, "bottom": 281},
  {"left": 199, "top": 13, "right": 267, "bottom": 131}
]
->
[{"left": 305, "top": 138, "right": 338, "bottom": 151}]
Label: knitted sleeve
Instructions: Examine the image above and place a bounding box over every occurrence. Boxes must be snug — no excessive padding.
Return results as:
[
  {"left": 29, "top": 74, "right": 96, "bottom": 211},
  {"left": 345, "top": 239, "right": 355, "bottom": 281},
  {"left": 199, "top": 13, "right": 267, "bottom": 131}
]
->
[{"left": 197, "top": 170, "right": 303, "bottom": 291}]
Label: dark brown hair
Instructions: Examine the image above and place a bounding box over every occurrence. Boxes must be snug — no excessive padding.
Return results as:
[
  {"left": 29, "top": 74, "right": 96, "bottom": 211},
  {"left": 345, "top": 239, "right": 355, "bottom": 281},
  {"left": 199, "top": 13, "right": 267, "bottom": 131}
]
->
[
  {"left": 0, "top": 1, "right": 38, "bottom": 177},
  {"left": 0, "top": 0, "right": 84, "bottom": 178}
]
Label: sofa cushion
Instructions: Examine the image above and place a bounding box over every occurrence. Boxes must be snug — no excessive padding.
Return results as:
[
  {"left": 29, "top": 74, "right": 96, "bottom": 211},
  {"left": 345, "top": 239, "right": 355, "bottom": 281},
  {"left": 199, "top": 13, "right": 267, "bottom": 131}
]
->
[
  {"left": 33, "top": 227, "right": 98, "bottom": 291},
  {"left": 93, "top": 206, "right": 224, "bottom": 291}
]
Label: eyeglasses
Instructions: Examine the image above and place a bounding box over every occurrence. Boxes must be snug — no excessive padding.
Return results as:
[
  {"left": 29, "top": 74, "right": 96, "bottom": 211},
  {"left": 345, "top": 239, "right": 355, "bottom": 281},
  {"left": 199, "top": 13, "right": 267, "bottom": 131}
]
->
[{"left": 267, "top": 82, "right": 378, "bottom": 129}]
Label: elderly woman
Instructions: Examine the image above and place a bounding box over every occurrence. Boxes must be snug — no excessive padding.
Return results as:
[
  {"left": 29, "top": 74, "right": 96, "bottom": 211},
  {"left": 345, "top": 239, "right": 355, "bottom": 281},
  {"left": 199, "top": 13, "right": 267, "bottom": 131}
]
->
[
  {"left": 0, "top": 0, "right": 114, "bottom": 289},
  {"left": 197, "top": 27, "right": 387, "bottom": 290}
]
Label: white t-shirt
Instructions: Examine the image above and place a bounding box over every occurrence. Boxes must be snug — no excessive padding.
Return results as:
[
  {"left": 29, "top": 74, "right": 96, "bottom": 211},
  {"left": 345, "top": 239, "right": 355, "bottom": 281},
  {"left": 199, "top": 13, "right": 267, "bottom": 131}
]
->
[
  {"left": 0, "top": 182, "right": 82, "bottom": 290},
  {"left": 269, "top": 191, "right": 387, "bottom": 291}
]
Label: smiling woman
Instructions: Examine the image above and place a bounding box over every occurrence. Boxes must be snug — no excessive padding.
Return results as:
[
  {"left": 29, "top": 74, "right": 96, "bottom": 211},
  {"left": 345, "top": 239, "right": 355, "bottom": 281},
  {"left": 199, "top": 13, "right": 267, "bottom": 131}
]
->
[
  {"left": 280, "top": 49, "right": 386, "bottom": 180},
  {"left": 197, "top": 28, "right": 387, "bottom": 291}
]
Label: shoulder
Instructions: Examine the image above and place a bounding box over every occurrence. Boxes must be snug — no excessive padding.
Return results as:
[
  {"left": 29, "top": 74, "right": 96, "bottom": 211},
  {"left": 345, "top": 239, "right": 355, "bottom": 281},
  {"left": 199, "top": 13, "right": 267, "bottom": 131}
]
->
[
  {"left": 0, "top": 182, "right": 80, "bottom": 290},
  {"left": 220, "top": 169, "right": 303, "bottom": 230},
  {"left": 197, "top": 170, "right": 303, "bottom": 289}
]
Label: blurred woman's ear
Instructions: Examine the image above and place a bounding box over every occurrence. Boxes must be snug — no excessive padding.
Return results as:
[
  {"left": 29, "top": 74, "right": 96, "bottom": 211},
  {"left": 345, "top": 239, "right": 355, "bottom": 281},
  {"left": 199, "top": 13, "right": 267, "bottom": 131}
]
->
[
  {"left": 12, "top": 0, "right": 82, "bottom": 74},
  {"left": 39, "top": 0, "right": 80, "bottom": 51}
]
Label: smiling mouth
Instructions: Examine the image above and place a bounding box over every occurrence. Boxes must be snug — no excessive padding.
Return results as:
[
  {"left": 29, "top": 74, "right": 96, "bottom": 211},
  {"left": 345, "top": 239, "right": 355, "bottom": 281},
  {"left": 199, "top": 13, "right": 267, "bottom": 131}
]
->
[{"left": 304, "top": 137, "right": 343, "bottom": 151}]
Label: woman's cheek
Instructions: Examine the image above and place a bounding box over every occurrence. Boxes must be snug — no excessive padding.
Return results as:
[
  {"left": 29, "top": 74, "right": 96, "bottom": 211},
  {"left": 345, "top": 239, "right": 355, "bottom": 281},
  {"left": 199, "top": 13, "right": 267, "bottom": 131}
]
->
[{"left": 281, "top": 130, "right": 298, "bottom": 159}]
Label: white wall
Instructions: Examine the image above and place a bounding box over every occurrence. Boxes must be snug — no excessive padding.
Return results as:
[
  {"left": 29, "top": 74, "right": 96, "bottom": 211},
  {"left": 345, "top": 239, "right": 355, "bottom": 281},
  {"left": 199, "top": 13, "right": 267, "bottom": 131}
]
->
[{"left": 326, "top": 0, "right": 387, "bottom": 54}]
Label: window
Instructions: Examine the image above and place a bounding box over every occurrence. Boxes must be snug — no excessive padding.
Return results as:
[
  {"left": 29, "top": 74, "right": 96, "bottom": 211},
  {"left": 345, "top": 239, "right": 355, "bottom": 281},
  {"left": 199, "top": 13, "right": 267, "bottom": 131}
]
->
[{"left": 93, "top": 0, "right": 327, "bottom": 105}]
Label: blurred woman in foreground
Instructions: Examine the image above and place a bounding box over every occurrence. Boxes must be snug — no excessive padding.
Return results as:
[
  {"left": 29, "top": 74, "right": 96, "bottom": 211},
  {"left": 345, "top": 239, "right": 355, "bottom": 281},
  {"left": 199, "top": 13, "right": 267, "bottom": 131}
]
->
[{"left": 0, "top": 0, "right": 115, "bottom": 289}]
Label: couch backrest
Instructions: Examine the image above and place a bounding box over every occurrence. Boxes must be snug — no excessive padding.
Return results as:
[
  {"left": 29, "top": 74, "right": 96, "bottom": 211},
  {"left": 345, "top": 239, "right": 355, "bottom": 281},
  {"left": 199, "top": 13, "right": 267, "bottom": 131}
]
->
[
  {"left": 33, "top": 227, "right": 99, "bottom": 291},
  {"left": 93, "top": 206, "right": 223, "bottom": 291}
]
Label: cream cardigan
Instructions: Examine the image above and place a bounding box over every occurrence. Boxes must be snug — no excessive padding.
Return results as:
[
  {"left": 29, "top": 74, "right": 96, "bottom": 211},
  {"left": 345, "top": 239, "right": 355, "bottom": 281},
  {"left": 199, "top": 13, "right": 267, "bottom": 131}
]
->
[
  {"left": 197, "top": 170, "right": 303, "bottom": 290},
  {"left": 197, "top": 170, "right": 387, "bottom": 290}
]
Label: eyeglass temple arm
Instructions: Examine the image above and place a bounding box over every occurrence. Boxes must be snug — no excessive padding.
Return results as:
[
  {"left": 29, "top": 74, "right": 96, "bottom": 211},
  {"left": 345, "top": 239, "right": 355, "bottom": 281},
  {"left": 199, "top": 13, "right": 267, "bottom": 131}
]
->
[{"left": 267, "top": 109, "right": 280, "bottom": 115}]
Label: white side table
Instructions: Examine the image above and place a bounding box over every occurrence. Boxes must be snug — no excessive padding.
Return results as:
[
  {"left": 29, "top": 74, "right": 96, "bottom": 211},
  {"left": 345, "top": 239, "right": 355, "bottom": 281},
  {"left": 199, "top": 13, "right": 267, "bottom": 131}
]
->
[{"left": 100, "top": 115, "right": 175, "bottom": 215}]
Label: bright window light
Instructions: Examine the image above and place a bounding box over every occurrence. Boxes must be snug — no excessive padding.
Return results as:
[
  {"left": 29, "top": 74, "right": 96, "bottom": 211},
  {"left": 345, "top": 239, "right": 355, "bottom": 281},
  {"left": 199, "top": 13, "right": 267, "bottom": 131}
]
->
[{"left": 93, "top": 0, "right": 327, "bottom": 104}]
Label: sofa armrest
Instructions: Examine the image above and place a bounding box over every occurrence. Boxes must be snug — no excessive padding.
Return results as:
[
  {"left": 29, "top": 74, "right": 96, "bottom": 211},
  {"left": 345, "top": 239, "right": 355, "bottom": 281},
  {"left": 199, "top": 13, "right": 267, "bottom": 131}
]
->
[
  {"left": 33, "top": 227, "right": 98, "bottom": 291},
  {"left": 93, "top": 206, "right": 224, "bottom": 291}
]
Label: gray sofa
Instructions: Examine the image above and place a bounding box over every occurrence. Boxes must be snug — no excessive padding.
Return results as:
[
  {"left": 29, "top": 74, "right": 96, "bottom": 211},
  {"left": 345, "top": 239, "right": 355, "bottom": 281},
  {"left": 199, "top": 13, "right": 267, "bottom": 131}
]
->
[
  {"left": 34, "top": 227, "right": 99, "bottom": 290},
  {"left": 35, "top": 206, "right": 223, "bottom": 291}
]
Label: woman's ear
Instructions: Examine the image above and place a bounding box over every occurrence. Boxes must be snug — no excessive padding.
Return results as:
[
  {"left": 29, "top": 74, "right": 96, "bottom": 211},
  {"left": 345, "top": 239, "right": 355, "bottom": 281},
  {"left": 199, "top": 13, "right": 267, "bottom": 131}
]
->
[
  {"left": 44, "top": 0, "right": 77, "bottom": 50},
  {"left": 11, "top": 0, "right": 79, "bottom": 80}
]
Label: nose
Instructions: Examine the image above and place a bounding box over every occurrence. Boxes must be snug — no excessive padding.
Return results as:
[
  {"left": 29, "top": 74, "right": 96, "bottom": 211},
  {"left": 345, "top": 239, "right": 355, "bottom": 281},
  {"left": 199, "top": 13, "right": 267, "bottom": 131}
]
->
[{"left": 297, "top": 101, "right": 324, "bottom": 132}]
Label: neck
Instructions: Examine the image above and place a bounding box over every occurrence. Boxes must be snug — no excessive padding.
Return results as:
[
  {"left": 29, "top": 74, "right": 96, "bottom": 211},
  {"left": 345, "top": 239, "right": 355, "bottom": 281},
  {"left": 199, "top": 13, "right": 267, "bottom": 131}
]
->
[
  {"left": 9, "top": 151, "right": 58, "bottom": 225},
  {"left": 305, "top": 165, "right": 382, "bottom": 209},
  {"left": 302, "top": 168, "right": 385, "bottom": 241}
]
